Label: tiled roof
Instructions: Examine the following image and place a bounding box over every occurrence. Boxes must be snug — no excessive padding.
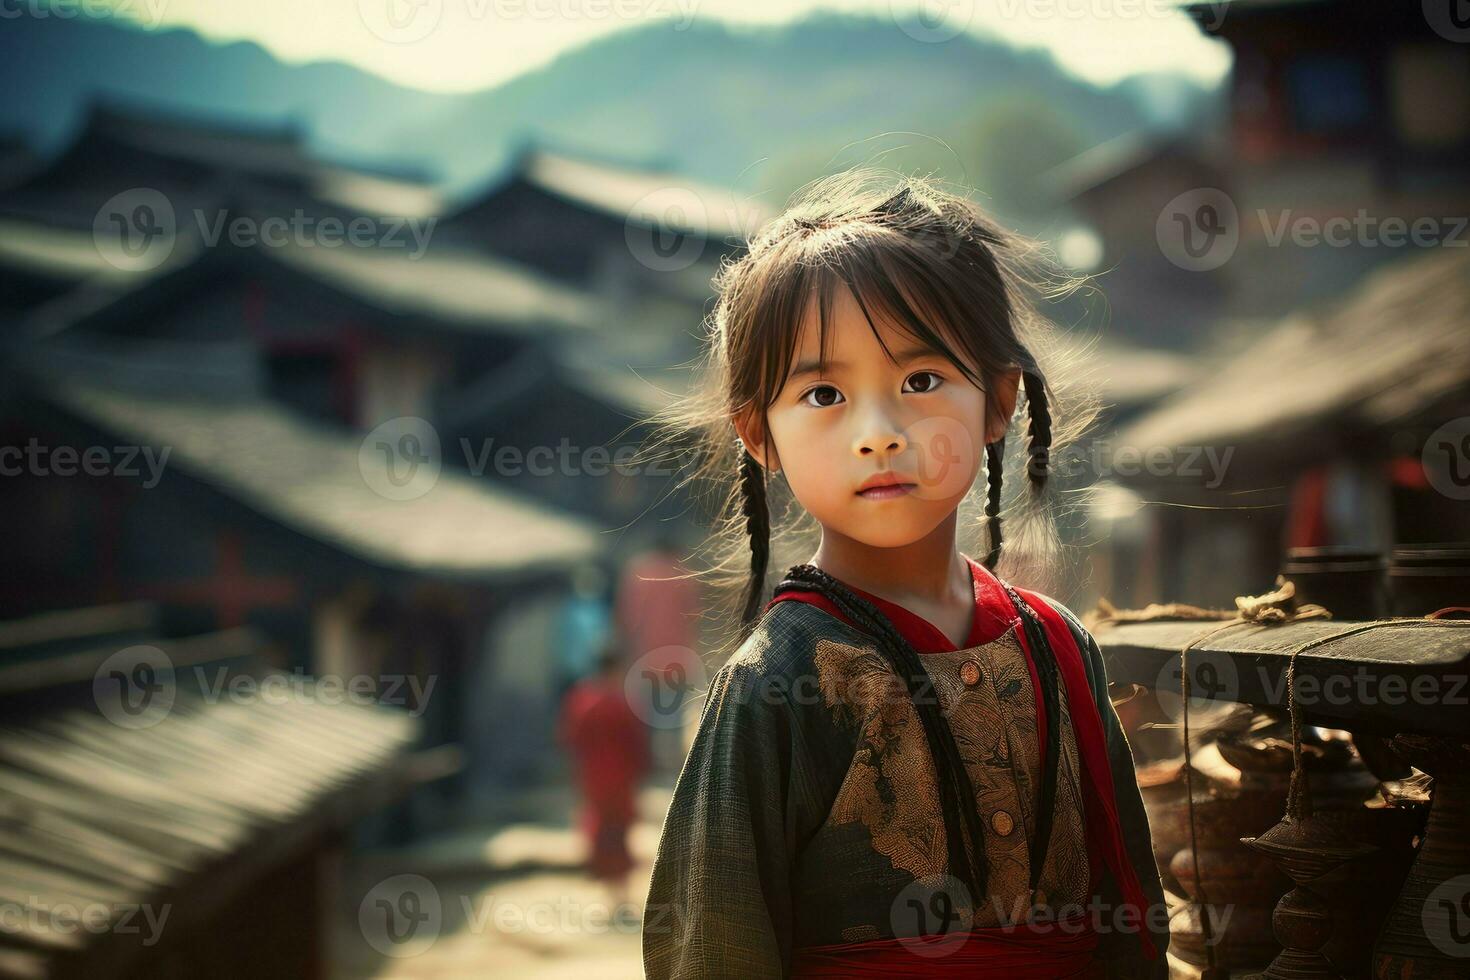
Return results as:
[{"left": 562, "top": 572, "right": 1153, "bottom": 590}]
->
[{"left": 47, "top": 382, "right": 602, "bottom": 578}]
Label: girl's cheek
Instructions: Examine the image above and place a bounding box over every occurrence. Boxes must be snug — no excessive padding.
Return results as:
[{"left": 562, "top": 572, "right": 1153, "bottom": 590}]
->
[{"left": 907, "top": 414, "right": 980, "bottom": 501}]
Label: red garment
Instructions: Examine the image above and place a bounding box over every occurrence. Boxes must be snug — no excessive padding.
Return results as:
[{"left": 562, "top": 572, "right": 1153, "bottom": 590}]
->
[
  {"left": 1013, "top": 578, "right": 1155, "bottom": 960},
  {"left": 792, "top": 914, "right": 1103, "bottom": 978},
  {"left": 764, "top": 555, "right": 1156, "bottom": 969},
  {"left": 558, "top": 677, "right": 650, "bottom": 879},
  {"left": 1284, "top": 465, "right": 1329, "bottom": 548}
]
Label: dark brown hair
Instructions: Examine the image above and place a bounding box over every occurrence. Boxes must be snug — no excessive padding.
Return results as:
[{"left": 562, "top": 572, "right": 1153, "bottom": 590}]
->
[{"left": 638, "top": 167, "right": 1100, "bottom": 647}]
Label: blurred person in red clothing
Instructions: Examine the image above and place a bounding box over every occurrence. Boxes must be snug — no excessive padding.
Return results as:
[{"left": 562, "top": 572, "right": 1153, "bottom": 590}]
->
[
  {"left": 614, "top": 536, "right": 701, "bottom": 777},
  {"left": 557, "top": 640, "right": 650, "bottom": 913},
  {"left": 615, "top": 541, "right": 700, "bottom": 659}
]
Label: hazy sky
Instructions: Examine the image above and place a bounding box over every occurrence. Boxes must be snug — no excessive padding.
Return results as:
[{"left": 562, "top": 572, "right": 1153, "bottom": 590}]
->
[{"left": 102, "top": 0, "right": 1231, "bottom": 94}]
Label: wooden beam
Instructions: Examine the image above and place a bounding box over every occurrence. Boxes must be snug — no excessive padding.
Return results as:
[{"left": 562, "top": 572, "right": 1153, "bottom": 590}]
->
[{"left": 1095, "top": 618, "right": 1470, "bottom": 738}]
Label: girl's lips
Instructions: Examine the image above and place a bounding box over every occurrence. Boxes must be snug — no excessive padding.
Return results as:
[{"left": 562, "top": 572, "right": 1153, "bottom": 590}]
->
[{"left": 856, "top": 482, "right": 917, "bottom": 499}]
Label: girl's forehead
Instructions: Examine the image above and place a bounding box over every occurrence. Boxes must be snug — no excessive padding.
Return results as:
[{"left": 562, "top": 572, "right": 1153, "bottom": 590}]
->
[
  {"left": 790, "top": 285, "right": 959, "bottom": 365},
  {"left": 796, "top": 287, "right": 903, "bottom": 347}
]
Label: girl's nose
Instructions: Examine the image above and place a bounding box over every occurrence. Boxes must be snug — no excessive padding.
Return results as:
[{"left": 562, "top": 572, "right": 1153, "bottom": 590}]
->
[{"left": 854, "top": 422, "right": 908, "bottom": 458}]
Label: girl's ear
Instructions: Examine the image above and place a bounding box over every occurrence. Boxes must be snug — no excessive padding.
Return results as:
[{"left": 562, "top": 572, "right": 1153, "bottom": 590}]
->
[
  {"left": 733, "top": 407, "right": 781, "bottom": 473},
  {"left": 985, "top": 368, "right": 1023, "bottom": 445}
]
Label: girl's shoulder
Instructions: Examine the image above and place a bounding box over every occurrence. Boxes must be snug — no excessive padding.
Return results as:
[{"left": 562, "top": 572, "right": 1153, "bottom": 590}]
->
[
  {"left": 1012, "top": 588, "right": 1111, "bottom": 694},
  {"left": 713, "top": 598, "right": 878, "bottom": 695},
  {"left": 1019, "top": 589, "right": 1091, "bottom": 640}
]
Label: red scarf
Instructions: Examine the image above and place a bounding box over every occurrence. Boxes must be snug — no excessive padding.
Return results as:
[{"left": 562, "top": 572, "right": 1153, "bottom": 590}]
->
[{"left": 766, "top": 556, "right": 1156, "bottom": 971}]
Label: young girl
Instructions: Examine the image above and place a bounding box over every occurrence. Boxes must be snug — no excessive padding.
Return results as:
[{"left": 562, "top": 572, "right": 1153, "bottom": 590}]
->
[{"left": 641, "top": 171, "right": 1167, "bottom": 978}]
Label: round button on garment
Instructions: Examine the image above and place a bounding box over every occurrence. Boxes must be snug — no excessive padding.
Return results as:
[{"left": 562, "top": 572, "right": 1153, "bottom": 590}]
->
[
  {"left": 959, "top": 659, "right": 982, "bottom": 686},
  {"left": 991, "top": 809, "right": 1015, "bottom": 836}
]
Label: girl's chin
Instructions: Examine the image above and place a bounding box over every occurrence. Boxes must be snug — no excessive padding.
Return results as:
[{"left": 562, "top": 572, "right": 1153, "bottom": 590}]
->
[{"left": 824, "top": 515, "right": 945, "bottom": 549}]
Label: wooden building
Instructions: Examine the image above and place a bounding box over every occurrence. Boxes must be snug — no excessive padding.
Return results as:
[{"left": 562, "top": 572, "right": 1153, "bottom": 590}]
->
[
  {"left": 1, "top": 199, "right": 678, "bottom": 534},
  {"left": 3, "top": 355, "right": 600, "bottom": 815},
  {"left": 438, "top": 142, "right": 764, "bottom": 367},
  {"left": 1057, "top": 0, "right": 1470, "bottom": 611},
  {"left": 0, "top": 101, "right": 440, "bottom": 231},
  {"left": 0, "top": 99, "right": 716, "bottom": 826},
  {"left": 1097, "top": 247, "right": 1470, "bottom": 608},
  {"left": 0, "top": 602, "right": 424, "bottom": 979},
  {"left": 1184, "top": 0, "right": 1470, "bottom": 318},
  {"left": 1047, "top": 0, "right": 1470, "bottom": 358},
  {"left": 1045, "top": 132, "right": 1231, "bottom": 350}
]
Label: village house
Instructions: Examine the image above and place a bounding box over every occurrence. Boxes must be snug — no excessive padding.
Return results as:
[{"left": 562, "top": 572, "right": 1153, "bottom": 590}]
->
[
  {"left": 0, "top": 102, "right": 707, "bottom": 830},
  {"left": 0, "top": 600, "right": 428, "bottom": 979},
  {"left": 438, "top": 142, "right": 765, "bottom": 370},
  {"left": 1068, "top": 0, "right": 1470, "bottom": 611}
]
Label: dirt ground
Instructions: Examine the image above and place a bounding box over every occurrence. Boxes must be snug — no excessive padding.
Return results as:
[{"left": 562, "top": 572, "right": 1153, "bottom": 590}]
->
[{"left": 334, "top": 783, "right": 670, "bottom": 980}]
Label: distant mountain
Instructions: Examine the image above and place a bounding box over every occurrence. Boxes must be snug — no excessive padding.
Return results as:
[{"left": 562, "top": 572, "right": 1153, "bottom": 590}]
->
[
  {"left": 0, "top": 10, "right": 1219, "bottom": 207},
  {"left": 0, "top": 14, "right": 447, "bottom": 176}
]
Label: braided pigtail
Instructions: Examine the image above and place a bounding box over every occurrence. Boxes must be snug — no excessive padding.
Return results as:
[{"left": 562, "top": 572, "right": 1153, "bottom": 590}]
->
[
  {"left": 738, "top": 448, "right": 771, "bottom": 627},
  {"left": 983, "top": 438, "right": 1005, "bottom": 571},
  {"left": 773, "top": 564, "right": 989, "bottom": 902},
  {"left": 1001, "top": 584, "right": 1063, "bottom": 899},
  {"left": 1021, "top": 369, "right": 1052, "bottom": 492},
  {"left": 984, "top": 368, "right": 1055, "bottom": 572}
]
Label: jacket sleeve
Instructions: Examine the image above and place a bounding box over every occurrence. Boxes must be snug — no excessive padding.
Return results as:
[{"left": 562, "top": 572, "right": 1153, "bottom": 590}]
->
[
  {"left": 642, "top": 655, "right": 801, "bottom": 979},
  {"left": 1054, "top": 601, "right": 1171, "bottom": 980}
]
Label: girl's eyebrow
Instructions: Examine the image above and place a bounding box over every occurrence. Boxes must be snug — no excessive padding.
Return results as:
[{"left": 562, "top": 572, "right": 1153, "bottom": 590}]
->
[{"left": 787, "top": 343, "right": 942, "bottom": 380}]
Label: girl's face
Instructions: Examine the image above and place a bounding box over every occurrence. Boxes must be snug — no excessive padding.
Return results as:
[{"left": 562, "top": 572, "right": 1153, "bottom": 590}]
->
[{"left": 737, "top": 286, "right": 1021, "bottom": 550}]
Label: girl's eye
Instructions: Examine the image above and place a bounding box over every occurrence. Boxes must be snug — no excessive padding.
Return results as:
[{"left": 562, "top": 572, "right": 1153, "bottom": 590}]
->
[
  {"left": 903, "top": 371, "right": 944, "bottom": 394},
  {"left": 801, "top": 385, "right": 845, "bottom": 408}
]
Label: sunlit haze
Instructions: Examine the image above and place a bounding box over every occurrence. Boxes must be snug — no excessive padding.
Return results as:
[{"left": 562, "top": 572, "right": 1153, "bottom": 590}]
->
[{"left": 94, "top": 0, "right": 1232, "bottom": 94}]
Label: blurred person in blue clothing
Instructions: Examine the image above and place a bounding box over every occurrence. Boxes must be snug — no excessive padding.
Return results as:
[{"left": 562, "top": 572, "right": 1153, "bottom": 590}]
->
[{"left": 554, "top": 562, "right": 612, "bottom": 704}]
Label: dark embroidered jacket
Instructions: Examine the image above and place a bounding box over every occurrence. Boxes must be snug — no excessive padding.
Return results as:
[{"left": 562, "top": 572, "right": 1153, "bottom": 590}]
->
[{"left": 642, "top": 594, "right": 1169, "bottom": 978}]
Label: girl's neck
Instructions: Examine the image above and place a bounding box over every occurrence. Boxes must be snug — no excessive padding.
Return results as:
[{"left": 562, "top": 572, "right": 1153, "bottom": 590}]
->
[{"left": 810, "top": 512, "right": 971, "bottom": 607}]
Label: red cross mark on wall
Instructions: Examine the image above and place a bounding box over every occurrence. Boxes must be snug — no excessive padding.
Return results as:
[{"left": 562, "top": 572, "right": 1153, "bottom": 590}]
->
[{"left": 147, "top": 530, "right": 298, "bottom": 629}]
